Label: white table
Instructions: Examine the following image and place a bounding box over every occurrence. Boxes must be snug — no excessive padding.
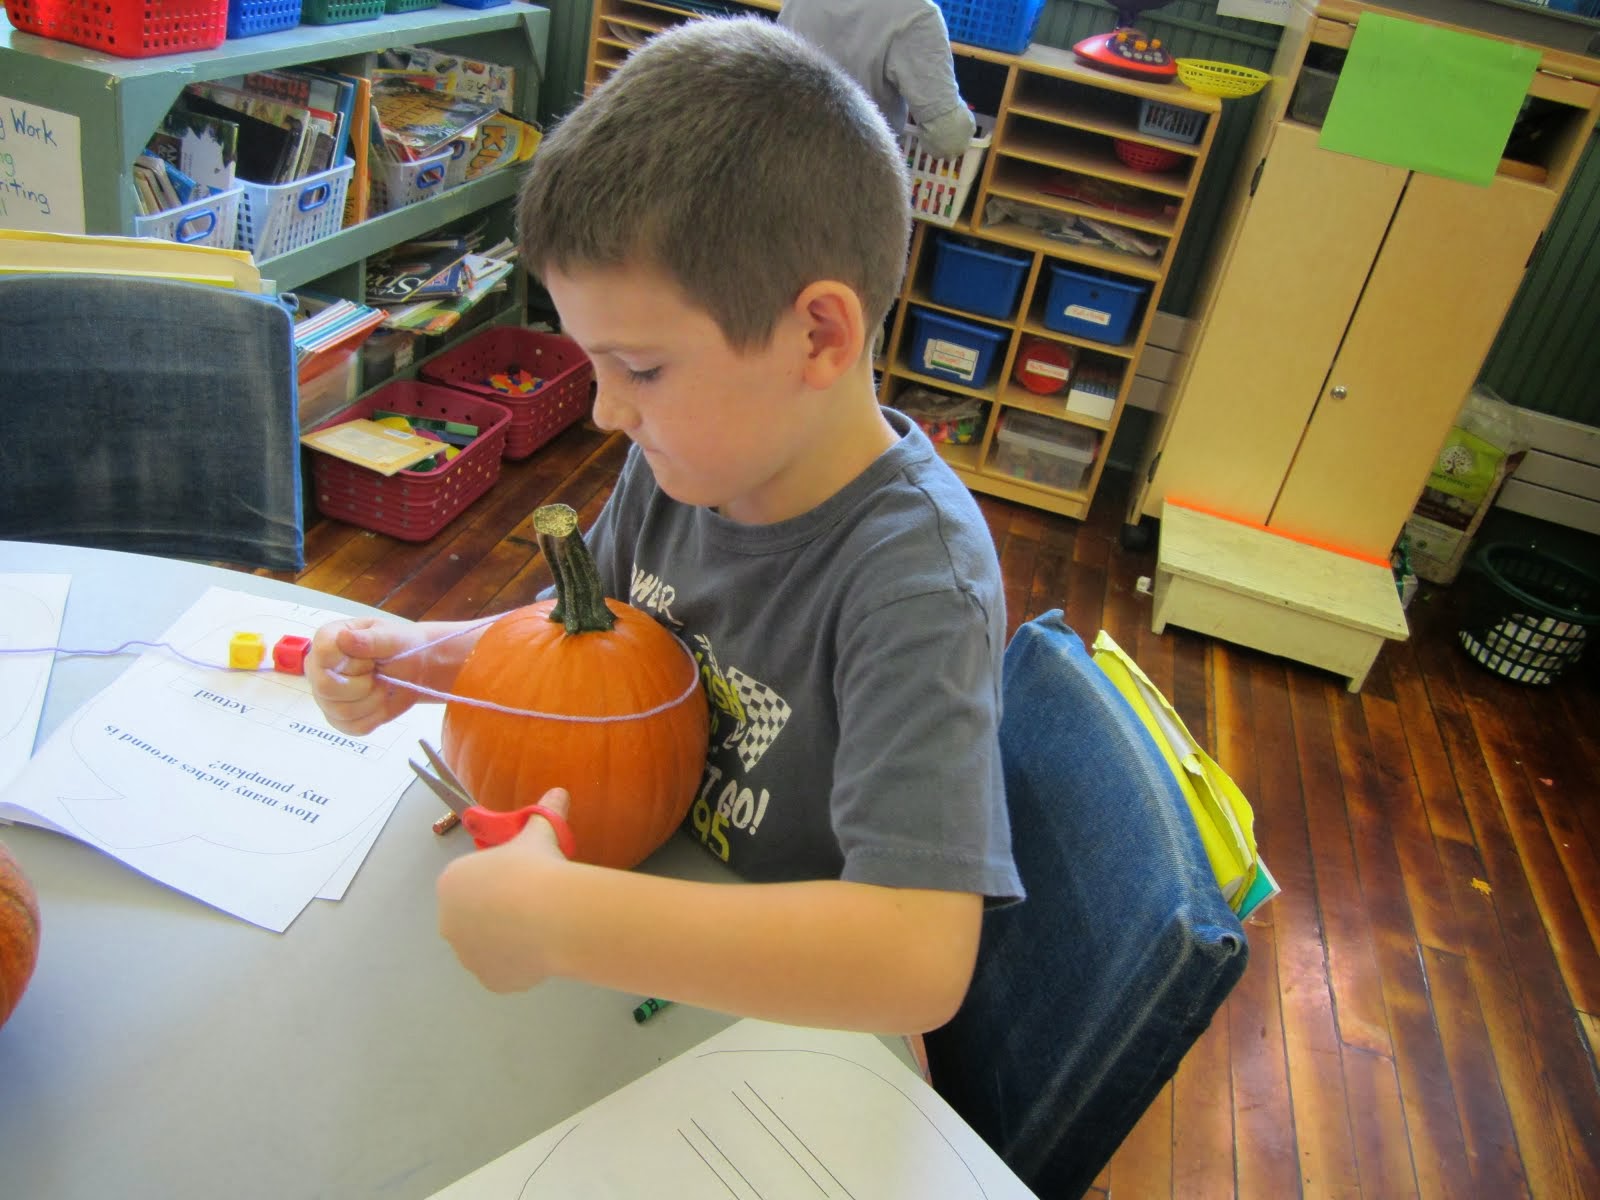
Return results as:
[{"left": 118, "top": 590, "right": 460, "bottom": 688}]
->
[{"left": 0, "top": 542, "right": 744, "bottom": 1199}]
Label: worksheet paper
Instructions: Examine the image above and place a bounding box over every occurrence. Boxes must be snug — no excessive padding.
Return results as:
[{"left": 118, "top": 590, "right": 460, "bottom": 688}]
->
[
  {"left": 0, "top": 585, "right": 441, "bottom": 931},
  {"left": 427, "top": 1019, "right": 1039, "bottom": 1199},
  {"left": 0, "top": 573, "right": 69, "bottom": 791}
]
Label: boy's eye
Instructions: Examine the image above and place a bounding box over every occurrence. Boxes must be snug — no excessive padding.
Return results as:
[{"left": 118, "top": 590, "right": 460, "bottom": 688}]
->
[{"left": 626, "top": 366, "right": 662, "bottom": 385}]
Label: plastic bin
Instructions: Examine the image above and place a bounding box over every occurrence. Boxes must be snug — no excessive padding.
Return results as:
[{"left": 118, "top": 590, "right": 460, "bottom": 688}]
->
[
  {"left": 418, "top": 327, "right": 595, "bottom": 459},
  {"left": 990, "top": 410, "right": 1099, "bottom": 493},
  {"left": 298, "top": 0, "right": 381, "bottom": 22},
  {"left": 907, "top": 308, "right": 1008, "bottom": 389},
  {"left": 307, "top": 381, "right": 512, "bottom": 541},
  {"left": 1457, "top": 543, "right": 1598, "bottom": 685},
  {"left": 1042, "top": 264, "right": 1148, "bottom": 345},
  {"left": 903, "top": 113, "right": 994, "bottom": 228},
  {"left": 132, "top": 185, "right": 242, "bottom": 249},
  {"left": 235, "top": 158, "right": 353, "bottom": 261},
  {"left": 1289, "top": 66, "right": 1339, "bottom": 126},
  {"left": 933, "top": 0, "right": 1046, "bottom": 54},
  {"left": 383, "top": 0, "right": 436, "bottom": 11},
  {"left": 4, "top": 0, "right": 226, "bottom": 56},
  {"left": 225, "top": 0, "right": 299, "bottom": 37},
  {"left": 1137, "top": 99, "right": 1207, "bottom": 146},
  {"left": 369, "top": 149, "right": 453, "bottom": 215},
  {"left": 929, "top": 235, "right": 1029, "bottom": 320}
]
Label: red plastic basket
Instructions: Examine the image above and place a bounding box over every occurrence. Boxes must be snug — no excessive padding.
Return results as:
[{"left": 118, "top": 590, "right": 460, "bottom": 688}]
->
[
  {"left": 5, "top": 0, "right": 226, "bottom": 56},
  {"left": 307, "top": 381, "right": 511, "bottom": 542},
  {"left": 418, "top": 327, "right": 594, "bottom": 460},
  {"left": 1112, "top": 138, "right": 1184, "bottom": 174}
]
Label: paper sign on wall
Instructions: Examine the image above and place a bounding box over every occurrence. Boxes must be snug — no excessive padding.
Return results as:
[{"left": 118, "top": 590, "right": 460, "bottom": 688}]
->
[
  {"left": 0, "top": 98, "right": 86, "bottom": 234},
  {"left": 1217, "top": 0, "right": 1289, "bottom": 27},
  {"left": 1318, "top": 15, "right": 1540, "bottom": 187}
]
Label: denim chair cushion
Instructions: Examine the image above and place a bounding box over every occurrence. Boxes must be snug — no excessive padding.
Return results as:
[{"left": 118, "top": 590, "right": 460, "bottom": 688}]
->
[
  {"left": 924, "top": 610, "right": 1248, "bottom": 1198},
  {"left": 0, "top": 275, "right": 304, "bottom": 571}
]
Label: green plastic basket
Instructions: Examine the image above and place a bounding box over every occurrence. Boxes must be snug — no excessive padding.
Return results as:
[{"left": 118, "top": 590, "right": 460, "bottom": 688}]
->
[
  {"left": 299, "top": 0, "right": 382, "bottom": 23},
  {"left": 384, "top": 0, "right": 437, "bottom": 12}
]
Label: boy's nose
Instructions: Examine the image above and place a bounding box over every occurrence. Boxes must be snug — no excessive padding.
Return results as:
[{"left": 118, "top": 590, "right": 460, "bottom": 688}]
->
[{"left": 590, "top": 381, "right": 638, "bottom": 434}]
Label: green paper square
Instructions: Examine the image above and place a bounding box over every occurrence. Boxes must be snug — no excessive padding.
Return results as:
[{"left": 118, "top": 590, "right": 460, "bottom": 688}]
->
[{"left": 1318, "top": 13, "right": 1540, "bottom": 187}]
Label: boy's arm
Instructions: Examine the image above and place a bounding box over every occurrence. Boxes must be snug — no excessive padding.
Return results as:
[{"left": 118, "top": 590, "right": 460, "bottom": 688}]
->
[{"left": 436, "top": 804, "right": 983, "bottom": 1034}]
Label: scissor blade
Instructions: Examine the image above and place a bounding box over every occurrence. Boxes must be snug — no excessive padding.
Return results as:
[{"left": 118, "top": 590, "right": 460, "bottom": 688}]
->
[
  {"left": 409, "top": 758, "right": 471, "bottom": 816},
  {"left": 419, "top": 738, "right": 473, "bottom": 796}
]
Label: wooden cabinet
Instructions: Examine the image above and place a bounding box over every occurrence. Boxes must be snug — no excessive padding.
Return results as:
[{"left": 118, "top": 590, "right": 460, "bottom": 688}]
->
[
  {"left": 580, "top": 11, "right": 1220, "bottom": 519},
  {"left": 1130, "top": 0, "right": 1600, "bottom": 560}
]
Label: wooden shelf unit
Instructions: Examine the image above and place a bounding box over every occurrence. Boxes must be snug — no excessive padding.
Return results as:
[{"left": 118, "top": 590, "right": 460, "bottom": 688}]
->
[{"left": 581, "top": 13, "right": 1220, "bottom": 519}]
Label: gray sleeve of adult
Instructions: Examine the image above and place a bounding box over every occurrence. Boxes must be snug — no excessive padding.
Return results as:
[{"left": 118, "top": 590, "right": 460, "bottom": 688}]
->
[{"left": 887, "top": 9, "right": 975, "bottom": 161}]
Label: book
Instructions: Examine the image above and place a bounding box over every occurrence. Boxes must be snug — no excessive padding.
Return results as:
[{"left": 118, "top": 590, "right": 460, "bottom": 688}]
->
[
  {"left": 178, "top": 91, "right": 300, "bottom": 186},
  {"left": 300, "top": 418, "right": 444, "bottom": 476},
  {"left": 370, "top": 80, "right": 499, "bottom": 163},
  {"left": 375, "top": 46, "right": 515, "bottom": 109},
  {"left": 365, "top": 238, "right": 472, "bottom": 305},
  {"left": 161, "top": 109, "right": 240, "bottom": 196}
]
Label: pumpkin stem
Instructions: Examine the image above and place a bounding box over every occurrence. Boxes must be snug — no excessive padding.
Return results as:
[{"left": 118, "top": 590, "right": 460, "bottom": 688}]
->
[{"left": 534, "top": 503, "right": 615, "bottom": 635}]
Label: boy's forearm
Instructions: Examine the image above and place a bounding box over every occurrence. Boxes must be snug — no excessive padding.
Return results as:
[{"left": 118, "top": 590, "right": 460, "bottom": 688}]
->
[{"left": 544, "top": 867, "right": 982, "bottom": 1034}]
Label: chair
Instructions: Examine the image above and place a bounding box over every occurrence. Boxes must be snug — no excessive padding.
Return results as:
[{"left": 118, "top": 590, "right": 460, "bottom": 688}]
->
[
  {"left": 924, "top": 610, "right": 1249, "bottom": 1198},
  {"left": 0, "top": 275, "right": 304, "bottom": 572}
]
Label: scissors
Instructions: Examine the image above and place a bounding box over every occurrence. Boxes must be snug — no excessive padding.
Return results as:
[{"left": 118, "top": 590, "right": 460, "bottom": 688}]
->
[{"left": 409, "top": 738, "right": 577, "bottom": 857}]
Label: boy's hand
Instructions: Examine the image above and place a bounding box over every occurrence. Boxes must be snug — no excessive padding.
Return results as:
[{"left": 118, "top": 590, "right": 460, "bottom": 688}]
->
[
  {"left": 436, "top": 787, "right": 574, "bottom": 993},
  {"left": 307, "top": 617, "right": 432, "bottom": 736}
]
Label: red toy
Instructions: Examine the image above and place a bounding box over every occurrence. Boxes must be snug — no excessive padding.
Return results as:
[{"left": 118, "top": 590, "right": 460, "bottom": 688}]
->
[{"left": 272, "top": 634, "right": 313, "bottom": 675}]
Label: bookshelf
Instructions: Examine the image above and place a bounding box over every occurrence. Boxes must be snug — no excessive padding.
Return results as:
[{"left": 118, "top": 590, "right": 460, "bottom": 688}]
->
[{"left": 0, "top": 4, "right": 551, "bottom": 294}]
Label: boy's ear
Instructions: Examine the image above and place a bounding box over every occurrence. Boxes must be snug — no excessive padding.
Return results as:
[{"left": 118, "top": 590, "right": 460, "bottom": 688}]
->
[{"left": 791, "top": 280, "right": 866, "bottom": 389}]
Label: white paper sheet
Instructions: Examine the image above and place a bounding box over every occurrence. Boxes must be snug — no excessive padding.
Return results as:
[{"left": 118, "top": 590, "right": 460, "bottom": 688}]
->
[
  {"left": 1216, "top": 0, "right": 1289, "bottom": 26},
  {"left": 0, "top": 585, "right": 441, "bottom": 931},
  {"left": 427, "top": 1019, "right": 1039, "bottom": 1199},
  {"left": 0, "top": 573, "right": 69, "bottom": 793}
]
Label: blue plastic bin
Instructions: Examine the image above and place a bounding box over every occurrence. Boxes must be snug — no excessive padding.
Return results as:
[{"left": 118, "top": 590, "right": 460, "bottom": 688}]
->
[
  {"left": 934, "top": 0, "right": 1046, "bottom": 54},
  {"left": 908, "top": 308, "right": 1008, "bottom": 388},
  {"left": 1042, "top": 265, "right": 1148, "bottom": 345},
  {"left": 226, "top": 0, "right": 299, "bottom": 36},
  {"left": 930, "top": 235, "right": 1030, "bottom": 320}
]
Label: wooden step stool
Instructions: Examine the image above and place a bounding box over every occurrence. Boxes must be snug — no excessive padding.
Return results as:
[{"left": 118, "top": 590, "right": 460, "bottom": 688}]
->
[{"left": 1153, "top": 504, "right": 1409, "bottom": 692}]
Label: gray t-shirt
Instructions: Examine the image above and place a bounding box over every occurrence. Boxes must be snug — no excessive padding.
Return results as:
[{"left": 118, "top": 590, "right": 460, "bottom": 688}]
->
[
  {"left": 778, "top": 0, "right": 977, "bottom": 160},
  {"left": 582, "top": 409, "right": 1021, "bottom": 903}
]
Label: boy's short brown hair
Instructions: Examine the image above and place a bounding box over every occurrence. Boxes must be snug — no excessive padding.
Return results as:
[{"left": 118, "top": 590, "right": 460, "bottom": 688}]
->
[{"left": 517, "top": 17, "right": 911, "bottom": 350}]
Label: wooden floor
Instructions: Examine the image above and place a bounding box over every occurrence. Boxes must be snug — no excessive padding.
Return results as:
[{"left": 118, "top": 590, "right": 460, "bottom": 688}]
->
[{"left": 271, "top": 420, "right": 1600, "bottom": 1199}]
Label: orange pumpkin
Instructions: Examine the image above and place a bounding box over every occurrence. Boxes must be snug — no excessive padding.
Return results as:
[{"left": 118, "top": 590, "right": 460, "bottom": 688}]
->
[
  {"left": 1, "top": 840, "right": 40, "bottom": 1031},
  {"left": 440, "top": 503, "right": 709, "bottom": 869}
]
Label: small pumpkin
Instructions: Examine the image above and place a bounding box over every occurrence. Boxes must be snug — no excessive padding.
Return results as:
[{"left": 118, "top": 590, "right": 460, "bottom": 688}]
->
[
  {"left": 1, "top": 840, "right": 41, "bottom": 1031},
  {"left": 440, "top": 503, "right": 710, "bottom": 869}
]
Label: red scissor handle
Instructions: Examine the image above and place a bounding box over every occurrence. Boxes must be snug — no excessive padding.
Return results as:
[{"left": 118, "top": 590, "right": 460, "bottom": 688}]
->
[{"left": 461, "top": 804, "right": 578, "bottom": 858}]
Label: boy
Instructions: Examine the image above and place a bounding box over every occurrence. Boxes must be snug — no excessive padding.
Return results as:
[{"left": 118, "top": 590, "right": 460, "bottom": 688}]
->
[
  {"left": 779, "top": 0, "right": 976, "bottom": 161},
  {"left": 307, "top": 18, "right": 1020, "bottom": 1035}
]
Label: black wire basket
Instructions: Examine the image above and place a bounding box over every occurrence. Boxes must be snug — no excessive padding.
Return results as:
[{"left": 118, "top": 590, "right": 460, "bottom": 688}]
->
[{"left": 1457, "top": 543, "right": 1599, "bottom": 685}]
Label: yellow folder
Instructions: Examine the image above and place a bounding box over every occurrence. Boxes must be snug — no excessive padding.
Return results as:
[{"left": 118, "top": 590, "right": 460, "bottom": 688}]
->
[
  {"left": 1091, "top": 629, "right": 1264, "bottom": 913},
  {"left": 0, "top": 229, "right": 263, "bottom": 291}
]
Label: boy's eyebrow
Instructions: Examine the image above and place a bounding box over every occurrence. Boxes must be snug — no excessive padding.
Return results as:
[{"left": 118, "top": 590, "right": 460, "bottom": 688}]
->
[{"left": 583, "top": 340, "right": 660, "bottom": 357}]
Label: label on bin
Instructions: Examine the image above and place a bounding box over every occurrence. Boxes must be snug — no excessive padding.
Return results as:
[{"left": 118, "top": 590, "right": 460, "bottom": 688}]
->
[
  {"left": 923, "top": 337, "right": 979, "bottom": 382},
  {"left": 1022, "top": 358, "right": 1070, "bottom": 381},
  {"left": 1063, "top": 304, "right": 1111, "bottom": 326}
]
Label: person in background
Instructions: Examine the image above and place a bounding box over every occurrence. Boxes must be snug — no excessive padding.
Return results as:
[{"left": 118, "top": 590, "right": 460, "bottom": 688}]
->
[{"left": 779, "top": 0, "right": 976, "bottom": 161}]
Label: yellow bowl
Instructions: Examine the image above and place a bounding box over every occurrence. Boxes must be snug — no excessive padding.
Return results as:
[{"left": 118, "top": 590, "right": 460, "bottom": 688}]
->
[{"left": 1175, "top": 59, "right": 1270, "bottom": 99}]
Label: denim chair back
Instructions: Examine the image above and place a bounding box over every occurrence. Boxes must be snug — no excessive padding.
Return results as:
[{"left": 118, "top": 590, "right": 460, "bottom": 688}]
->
[
  {"left": 0, "top": 275, "right": 304, "bottom": 571},
  {"left": 924, "top": 610, "right": 1248, "bottom": 1198}
]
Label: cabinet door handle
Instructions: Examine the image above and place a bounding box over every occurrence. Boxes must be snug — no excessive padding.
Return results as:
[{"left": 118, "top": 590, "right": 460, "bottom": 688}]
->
[{"left": 1330, "top": 385, "right": 1348, "bottom": 400}]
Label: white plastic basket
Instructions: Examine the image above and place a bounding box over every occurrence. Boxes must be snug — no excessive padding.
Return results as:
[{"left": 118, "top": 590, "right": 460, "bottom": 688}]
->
[
  {"left": 369, "top": 147, "right": 453, "bottom": 215},
  {"left": 902, "top": 113, "right": 994, "bottom": 228},
  {"left": 236, "top": 158, "right": 354, "bottom": 260},
  {"left": 132, "top": 185, "right": 243, "bottom": 248}
]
